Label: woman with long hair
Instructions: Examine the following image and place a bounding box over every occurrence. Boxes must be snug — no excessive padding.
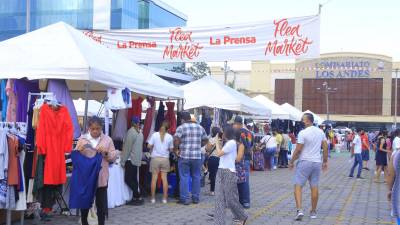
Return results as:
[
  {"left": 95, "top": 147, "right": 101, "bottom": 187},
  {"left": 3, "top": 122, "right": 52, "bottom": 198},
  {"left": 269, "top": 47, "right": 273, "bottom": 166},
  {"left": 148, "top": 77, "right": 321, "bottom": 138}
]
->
[
  {"left": 213, "top": 125, "right": 247, "bottom": 225},
  {"left": 206, "top": 127, "right": 222, "bottom": 196}
]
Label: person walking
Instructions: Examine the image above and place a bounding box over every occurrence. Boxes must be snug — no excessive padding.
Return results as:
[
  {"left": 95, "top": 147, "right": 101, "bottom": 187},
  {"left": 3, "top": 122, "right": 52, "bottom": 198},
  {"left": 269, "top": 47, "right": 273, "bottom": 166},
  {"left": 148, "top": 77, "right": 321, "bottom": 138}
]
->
[
  {"left": 392, "top": 129, "right": 400, "bottom": 157},
  {"left": 349, "top": 128, "right": 364, "bottom": 179},
  {"left": 121, "top": 116, "right": 144, "bottom": 205},
  {"left": 233, "top": 116, "right": 254, "bottom": 209},
  {"left": 278, "top": 131, "right": 290, "bottom": 168},
  {"left": 289, "top": 113, "right": 328, "bottom": 221},
  {"left": 386, "top": 140, "right": 400, "bottom": 225},
  {"left": 361, "top": 129, "right": 370, "bottom": 170},
  {"left": 375, "top": 131, "right": 391, "bottom": 183},
  {"left": 260, "top": 132, "right": 278, "bottom": 171},
  {"left": 206, "top": 127, "right": 222, "bottom": 196},
  {"left": 274, "top": 129, "right": 283, "bottom": 169},
  {"left": 213, "top": 126, "right": 248, "bottom": 225},
  {"left": 75, "top": 117, "right": 117, "bottom": 225},
  {"left": 147, "top": 121, "right": 173, "bottom": 204},
  {"left": 174, "top": 112, "right": 208, "bottom": 205}
]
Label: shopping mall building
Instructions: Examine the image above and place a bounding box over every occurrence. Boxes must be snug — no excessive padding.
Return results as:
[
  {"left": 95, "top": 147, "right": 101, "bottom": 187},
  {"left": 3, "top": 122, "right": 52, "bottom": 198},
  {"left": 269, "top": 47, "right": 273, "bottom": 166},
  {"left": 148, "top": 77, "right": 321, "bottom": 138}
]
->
[{"left": 211, "top": 52, "right": 400, "bottom": 130}]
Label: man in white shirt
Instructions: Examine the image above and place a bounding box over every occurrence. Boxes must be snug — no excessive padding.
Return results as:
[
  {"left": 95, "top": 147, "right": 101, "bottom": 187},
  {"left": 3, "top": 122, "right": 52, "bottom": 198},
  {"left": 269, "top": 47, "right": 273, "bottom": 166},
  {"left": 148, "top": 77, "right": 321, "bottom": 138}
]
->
[
  {"left": 392, "top": 129, "right": 400, "bottom": 156},
  {"left": 289, "top": 113, "right": 328, "bottom": 221},
  {"left": 349, "top": 128, "right": 364, "bottom": 179}
]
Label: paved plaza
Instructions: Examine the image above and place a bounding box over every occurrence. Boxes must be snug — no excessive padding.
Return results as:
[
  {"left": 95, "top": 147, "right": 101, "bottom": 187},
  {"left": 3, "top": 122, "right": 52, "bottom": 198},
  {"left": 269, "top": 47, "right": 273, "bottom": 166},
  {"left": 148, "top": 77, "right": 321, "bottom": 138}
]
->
[{"left": 25, "top": 152, "right": 396, "bottom": 225}]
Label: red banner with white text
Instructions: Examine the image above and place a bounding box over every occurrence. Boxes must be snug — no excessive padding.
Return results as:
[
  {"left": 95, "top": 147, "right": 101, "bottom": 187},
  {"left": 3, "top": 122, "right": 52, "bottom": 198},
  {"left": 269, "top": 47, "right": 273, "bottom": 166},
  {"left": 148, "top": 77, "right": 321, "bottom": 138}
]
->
[{"left": 85, "top": 15, "right": 320, "bottom": 63}]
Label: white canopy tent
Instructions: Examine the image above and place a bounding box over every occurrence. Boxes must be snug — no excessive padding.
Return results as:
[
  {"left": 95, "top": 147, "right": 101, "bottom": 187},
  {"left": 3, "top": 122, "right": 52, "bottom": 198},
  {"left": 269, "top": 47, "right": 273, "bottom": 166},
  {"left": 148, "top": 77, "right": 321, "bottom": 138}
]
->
[
  {"left": 252, "top": 95, "right": 290, "bottom": 120},
  {"left": 303, "top": 110, "right": 325, "bottom": 125},
  {"left": 280, "top": 103, "right": 303, "bottom": 121},
  {"left": 73, "top": 98, "right": 112, "bottom": 118},
  {"left": 182, "top": 76, "right": 271, "bottom": 116},
  {"left": 0, "top": 22, "right": 183, "bottom": 100}
]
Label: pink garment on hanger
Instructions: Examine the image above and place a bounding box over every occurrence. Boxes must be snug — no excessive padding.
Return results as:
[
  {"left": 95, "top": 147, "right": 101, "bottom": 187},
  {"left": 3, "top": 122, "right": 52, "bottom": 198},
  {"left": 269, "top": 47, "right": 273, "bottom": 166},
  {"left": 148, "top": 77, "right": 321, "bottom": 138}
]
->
[
  {"left": 6, "top": 79, "right": 17, "bottom": 122},
  {"left": 165, "top": 102, "right": 177, "bottom": 135},
  {"left": 142, "top": 98, "right": 155, "bottom": 142}
]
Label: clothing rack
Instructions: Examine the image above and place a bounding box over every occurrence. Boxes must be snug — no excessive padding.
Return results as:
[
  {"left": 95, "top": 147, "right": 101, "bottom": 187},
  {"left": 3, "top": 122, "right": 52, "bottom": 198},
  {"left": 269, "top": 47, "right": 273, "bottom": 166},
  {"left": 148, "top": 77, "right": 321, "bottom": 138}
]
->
[{"left": 26, "top": 92, "right": 55, "bottom": 123}]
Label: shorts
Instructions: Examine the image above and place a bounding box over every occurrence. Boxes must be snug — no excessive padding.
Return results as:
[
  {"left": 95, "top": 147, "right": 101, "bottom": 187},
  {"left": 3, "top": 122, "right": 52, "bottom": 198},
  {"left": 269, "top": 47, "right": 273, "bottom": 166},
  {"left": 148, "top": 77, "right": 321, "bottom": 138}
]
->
[
  {"left": 361, "top": 150, "right": 370, "bottom": 161},
  {"left": 294, "top": 160, "right": 322, "bottom": 188},
  {"left": 150, "top": 157, "right": 170, "bottom": 173}
]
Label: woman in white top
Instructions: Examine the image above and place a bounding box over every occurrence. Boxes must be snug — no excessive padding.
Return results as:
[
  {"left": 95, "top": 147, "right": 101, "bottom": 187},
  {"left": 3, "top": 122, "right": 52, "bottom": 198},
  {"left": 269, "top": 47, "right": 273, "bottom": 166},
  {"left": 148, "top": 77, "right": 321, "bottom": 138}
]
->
[
  {"left": 213, "top": 126, "right": 248, "bottom": 225},
  {"left": 260, "top": 132, "right": 278, "bottom": 170},
  {"left": 148, "top": 121, "right": 173, "bottom": 204}
]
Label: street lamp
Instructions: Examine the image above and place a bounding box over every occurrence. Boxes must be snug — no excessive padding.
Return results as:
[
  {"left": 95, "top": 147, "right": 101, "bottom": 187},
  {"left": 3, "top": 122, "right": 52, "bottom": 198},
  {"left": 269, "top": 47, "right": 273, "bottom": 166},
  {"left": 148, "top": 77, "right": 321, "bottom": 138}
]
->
[{"left": 316, "top": 81, "right": 337, "bottom": 122}]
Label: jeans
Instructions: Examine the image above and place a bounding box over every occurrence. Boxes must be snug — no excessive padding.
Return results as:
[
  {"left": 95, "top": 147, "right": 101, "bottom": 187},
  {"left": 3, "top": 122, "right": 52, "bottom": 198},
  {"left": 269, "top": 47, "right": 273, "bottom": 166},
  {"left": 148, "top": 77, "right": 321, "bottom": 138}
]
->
[
  {"left": 278, "top": 149, "right": 288, "bottom": 166},
  {"left": 178, "top": 158, "right": 202, "bottom": 203},
  {"left": 264, "top": 147, "right": 277, "bottom": 169},
  {"left": 237, "top": 160, "right": 251, "bottom": 207},
  {"left": 349, "top": 153, "right": 362, "bottom": 177},
  {"left": 207, "top": 156, "right": 219, "bottom": 192}
]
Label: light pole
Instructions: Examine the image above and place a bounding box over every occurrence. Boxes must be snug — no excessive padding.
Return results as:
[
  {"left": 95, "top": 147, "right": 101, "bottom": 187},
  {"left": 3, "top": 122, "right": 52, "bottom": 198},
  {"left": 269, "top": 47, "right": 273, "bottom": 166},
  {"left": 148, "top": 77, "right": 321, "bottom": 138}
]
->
[
  {"left": 317, "top": 81, "right": 337, "bottom": 122},
  {"left": 224, "top": 61, "right": 228, "bottom": 85}
]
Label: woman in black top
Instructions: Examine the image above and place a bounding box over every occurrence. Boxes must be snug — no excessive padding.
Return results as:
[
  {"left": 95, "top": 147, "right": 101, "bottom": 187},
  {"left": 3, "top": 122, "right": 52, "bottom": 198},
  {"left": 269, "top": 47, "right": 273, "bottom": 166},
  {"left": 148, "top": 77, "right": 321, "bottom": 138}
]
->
[{"left": 375, "top": 131, "right": 390, "bottom": 183}]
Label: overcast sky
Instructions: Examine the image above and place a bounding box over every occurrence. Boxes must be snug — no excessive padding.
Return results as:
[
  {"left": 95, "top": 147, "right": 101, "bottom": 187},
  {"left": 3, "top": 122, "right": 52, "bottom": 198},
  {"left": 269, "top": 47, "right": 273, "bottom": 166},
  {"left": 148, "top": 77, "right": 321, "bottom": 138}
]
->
[{"left": 162, "top": 0, "right": 400, "bottom": 70}]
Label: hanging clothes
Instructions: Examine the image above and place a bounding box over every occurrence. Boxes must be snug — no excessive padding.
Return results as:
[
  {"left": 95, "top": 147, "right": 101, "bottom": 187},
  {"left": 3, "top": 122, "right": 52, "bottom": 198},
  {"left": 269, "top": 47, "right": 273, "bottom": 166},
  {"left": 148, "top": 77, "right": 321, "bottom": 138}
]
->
[
  {"left": 106, "top": 88, "right": 132, "bottom": 110},
  {"left": 112, "top": 109, "right": 128, "bottom": 141},
  {"left": 46, "top": 79, "right": 81, "bottom": 139},
  {"left": 107, "top": 158, "right": 132, "bottom": 208},
  {"left": 24, "top": 97, "right": 36, "bottom": 183},
  {"left": 165, "top": 102, "right": 177, "bottom": 135},
  {"left": 0, "top": 131, "right": 8, "bottom": 180},
  {"left": 69, "top": 150, "right": 102, "bottom": 209},
  {"left": 127, "top": 96, "right": 144, "bottom": 128},
  {"left": 154, "top": 101, "right": 165, "bottom": 132},
  {"left": 6, "top": 79, "right": 17, "bottom": 122},
  {"left": 147, "top": 110, "right": 157, "bottom": 143},
  {"left": 200, "top": 111, "right": 212, "bottom": 135},
  {"left": 142, "top": 98, "right": 155, "bottom": 142},
  {"left": 36, "top": 103, "right": 73, "bottom": 185},
  {"left": 1, "top": 80, "right": 8, "bottom": 121},
  {"left": 14, "top": 79, "right": 40, "bottom": 122},
  {"left": 7, "top": 135, "right": 19, "bottom": 186},
  {"left": 15, "top": 150, "right": 26, "bottom": 210}
]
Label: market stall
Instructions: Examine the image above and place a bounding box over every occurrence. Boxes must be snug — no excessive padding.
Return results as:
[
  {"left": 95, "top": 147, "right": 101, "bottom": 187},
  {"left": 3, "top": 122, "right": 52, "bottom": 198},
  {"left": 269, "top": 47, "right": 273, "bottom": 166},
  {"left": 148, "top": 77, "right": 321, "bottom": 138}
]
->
[
  {"left": 0, "top": 21, "right": 183, "bottom": 224},
  {"left": 252, "top": 95, "right": 290, "bottom": 120},
  {"left": 182, "top": 76, "right": 271, "bottom": 116},
  {"left": 280, "top": 103, "right": 303, "bottom": 122}
]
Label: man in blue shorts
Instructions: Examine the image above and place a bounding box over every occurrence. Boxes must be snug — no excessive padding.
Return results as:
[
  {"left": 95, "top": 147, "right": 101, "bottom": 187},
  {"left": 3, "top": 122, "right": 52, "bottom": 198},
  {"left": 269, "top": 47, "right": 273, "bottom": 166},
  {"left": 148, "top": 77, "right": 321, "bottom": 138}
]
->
[{"left": 289, "top": 113, "right": 328, "bottom": 221}]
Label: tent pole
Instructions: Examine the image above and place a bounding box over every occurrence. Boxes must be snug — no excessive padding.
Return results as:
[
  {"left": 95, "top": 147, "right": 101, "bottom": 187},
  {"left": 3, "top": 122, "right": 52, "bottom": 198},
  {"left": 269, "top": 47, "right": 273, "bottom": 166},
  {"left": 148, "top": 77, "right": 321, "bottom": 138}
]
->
[{"left": 83, "top": 81, "right": 90, "bottom": 132}]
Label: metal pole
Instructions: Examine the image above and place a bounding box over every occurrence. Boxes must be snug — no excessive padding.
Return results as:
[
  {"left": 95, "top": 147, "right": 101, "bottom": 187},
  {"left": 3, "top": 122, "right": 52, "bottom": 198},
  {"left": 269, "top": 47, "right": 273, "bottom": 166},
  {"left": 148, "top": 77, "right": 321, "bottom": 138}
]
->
[
  {"left": 26, "top": 0, "right": 30, "bottom": 33},
  {"left": 83, "top": 81, "right": 90, "bottom": 132},
  {"left": 395, "top": 69, "right": 399, "bottom": 128},
  {"left": 318, "top": 3, "right": 322, "bottom": 15},
  {"left": 224, "top": 61, "right": 228, "bottom": 85},
  {"left": 326, "top": 87, "right": 329, "bottom": 122}
]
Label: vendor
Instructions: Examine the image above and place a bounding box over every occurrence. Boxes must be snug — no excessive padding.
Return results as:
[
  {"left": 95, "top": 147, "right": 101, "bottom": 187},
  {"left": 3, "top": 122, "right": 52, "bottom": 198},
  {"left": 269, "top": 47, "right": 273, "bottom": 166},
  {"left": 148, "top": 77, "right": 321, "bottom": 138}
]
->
[{"left": 76, "top": 116, "right": 117, "bottom": 225}]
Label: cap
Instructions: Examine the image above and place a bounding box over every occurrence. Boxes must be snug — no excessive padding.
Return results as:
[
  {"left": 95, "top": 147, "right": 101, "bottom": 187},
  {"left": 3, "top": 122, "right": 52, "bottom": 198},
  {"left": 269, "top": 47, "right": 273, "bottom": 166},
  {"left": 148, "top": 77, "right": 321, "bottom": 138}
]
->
[{"left": 132, "top": 116, "right": 140, "bottom": 124}]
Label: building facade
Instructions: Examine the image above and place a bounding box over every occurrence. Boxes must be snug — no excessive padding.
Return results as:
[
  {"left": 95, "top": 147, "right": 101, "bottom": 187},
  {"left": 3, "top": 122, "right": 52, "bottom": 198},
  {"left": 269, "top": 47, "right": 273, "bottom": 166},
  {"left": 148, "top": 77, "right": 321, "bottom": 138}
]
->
[
  {"left": 210, "top": 52, "right": 400, "bottom": 127},
  {"left": 0, "top": 0, "right": 187, "bottom": 40}
]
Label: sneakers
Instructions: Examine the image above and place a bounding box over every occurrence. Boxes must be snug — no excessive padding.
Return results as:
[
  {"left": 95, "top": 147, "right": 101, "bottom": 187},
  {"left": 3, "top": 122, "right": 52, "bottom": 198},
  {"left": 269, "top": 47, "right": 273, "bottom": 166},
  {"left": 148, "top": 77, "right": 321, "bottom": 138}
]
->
[
  {"left": 273, "top": 166, "right": 277, "bottom": 170},
  {"left": 295, "top": 209, "right": 304, "bottom": 221},
  {"left": 150, "top": 199, "right": 156, "bottom": 204},
  {"left": 310, "top": 210, "right": 317, "bottom": 219},
  {"left": 162, "top": 199, "right": 168, "bottom": 204}
]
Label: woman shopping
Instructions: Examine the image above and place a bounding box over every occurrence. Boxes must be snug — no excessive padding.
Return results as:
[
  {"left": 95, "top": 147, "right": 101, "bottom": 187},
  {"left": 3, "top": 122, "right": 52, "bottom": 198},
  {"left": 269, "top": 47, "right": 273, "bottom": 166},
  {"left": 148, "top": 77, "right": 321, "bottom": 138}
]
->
[
  {"left": 213, "top": 126, "right": 247, "bottom": 225},
  {"left": 71, "top": 117, "right": 117, "bottom": 225},
  {"left": 148, "top": 121, "right": 174, "bottom": 204}
]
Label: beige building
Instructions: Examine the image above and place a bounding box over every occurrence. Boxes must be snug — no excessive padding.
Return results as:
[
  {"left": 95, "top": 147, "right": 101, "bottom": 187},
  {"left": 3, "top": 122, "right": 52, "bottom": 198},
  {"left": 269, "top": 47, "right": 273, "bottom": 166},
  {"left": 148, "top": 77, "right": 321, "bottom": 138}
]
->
[{"left": 210, "top": 52, "right": 400, "bottom": 128}]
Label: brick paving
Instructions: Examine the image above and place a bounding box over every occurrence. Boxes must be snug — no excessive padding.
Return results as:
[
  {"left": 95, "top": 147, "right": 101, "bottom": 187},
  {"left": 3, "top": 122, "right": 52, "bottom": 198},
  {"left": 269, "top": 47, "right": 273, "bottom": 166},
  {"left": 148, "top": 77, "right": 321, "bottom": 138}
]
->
[{"left": 24, "top": 152, "right": 396, "bottom": 225}]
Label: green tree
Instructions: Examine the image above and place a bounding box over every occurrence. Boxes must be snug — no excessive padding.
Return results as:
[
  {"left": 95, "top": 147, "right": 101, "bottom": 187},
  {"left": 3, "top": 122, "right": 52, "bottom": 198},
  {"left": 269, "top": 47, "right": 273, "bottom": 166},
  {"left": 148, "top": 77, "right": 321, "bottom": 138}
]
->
[{"left": 187, "top": 62, "right": 211, "bottom": 80}]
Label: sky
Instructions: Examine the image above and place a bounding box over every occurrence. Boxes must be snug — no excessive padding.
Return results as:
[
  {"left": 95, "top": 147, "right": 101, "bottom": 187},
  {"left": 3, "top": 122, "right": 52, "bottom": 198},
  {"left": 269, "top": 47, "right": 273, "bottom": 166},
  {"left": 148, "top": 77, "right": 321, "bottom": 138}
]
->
[{"left": 162, "top": 0, "right": 400, "bottom": 70}]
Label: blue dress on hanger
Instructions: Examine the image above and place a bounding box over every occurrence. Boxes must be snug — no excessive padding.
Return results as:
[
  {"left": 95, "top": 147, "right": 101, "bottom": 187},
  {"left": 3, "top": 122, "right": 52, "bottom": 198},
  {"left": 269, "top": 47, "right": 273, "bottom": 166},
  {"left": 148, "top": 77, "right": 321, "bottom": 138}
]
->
[{"left": 69, "top": 150, "right": 102, "bottom": 209}]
